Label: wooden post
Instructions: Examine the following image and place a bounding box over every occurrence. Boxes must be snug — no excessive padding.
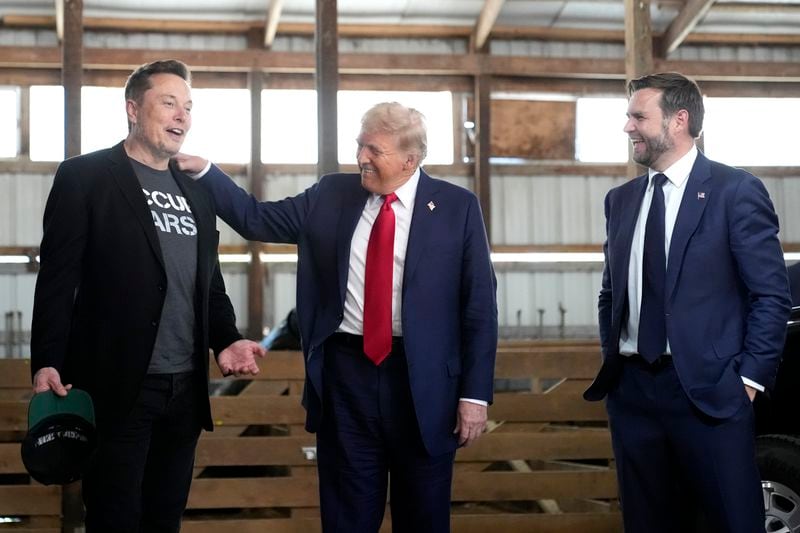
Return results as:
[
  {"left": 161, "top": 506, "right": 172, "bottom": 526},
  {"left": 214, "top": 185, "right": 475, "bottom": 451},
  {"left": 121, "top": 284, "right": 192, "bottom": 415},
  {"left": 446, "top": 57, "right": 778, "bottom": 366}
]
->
[
  {"left": 60, "top": 1, "right": 86, "bottom": 528},
  {"left": 62, "top": 0, "right": 83, "bottom": 159},
  {"left": 247, "top": 70, "right": 266, "bottom": 340},
  {"left": 624, "top": 0, "right": 653, "bottom": 179},
  {"left": 18, "top": 86, "right": 29, "bottom": 159},
  {"left": 315, "top": 0, "right": 339, "bottom": 177},
  {"left": 473, "top": 70, "right": 492, "bottom": 244}
]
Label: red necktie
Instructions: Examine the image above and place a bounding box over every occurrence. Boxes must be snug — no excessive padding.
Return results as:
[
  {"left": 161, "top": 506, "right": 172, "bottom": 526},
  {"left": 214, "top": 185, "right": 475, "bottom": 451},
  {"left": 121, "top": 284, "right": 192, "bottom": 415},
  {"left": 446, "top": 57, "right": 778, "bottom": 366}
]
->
[{"left": 363, "top": 193, "right": 398, "bottom": 365}]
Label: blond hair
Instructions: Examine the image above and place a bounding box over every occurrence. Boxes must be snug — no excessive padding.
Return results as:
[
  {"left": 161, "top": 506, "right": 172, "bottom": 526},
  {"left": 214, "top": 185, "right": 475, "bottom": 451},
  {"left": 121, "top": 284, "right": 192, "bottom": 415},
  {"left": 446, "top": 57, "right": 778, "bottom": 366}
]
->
[{"left": 360, "top": 102, "right": 428, "bottom": 163}]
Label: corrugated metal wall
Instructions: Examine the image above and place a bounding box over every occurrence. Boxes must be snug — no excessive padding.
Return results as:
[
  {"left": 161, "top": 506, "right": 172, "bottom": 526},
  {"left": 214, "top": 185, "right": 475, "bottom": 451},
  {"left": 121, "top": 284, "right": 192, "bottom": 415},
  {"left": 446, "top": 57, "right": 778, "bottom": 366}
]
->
[{"left": 2, "top": 28, "right": 799, "bottom": 351}]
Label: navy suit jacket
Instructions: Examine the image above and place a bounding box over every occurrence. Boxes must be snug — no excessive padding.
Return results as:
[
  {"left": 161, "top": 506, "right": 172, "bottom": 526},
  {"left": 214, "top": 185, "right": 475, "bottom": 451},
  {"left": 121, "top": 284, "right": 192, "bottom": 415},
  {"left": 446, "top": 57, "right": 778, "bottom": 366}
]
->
[
  {"left": 585, "top": 152, "right": 791, "bottom": 419},
  {"left": 30, "top": 141, "right": 242, "bottom": 429},
  {"left": 202, "top": 166, "right": 498, "bottom": 456}
]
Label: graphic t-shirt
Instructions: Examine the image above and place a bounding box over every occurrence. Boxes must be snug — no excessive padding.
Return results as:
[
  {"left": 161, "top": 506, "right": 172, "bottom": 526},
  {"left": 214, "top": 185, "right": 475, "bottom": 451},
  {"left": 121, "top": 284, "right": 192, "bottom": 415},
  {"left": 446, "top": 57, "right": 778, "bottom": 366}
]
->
[{"left": 131, "top": 159, "right": 198, "bottom": 374}]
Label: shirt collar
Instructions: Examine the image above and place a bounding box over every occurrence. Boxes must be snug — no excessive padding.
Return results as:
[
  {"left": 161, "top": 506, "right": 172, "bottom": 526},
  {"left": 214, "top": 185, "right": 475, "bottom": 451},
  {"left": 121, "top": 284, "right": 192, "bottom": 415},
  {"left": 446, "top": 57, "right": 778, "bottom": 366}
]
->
[
  {"left": 372, "top": 167, "right": 420, "bottom": 208},
  {"left": 648, "top": 144, "right": 697, "bottom": 188}
]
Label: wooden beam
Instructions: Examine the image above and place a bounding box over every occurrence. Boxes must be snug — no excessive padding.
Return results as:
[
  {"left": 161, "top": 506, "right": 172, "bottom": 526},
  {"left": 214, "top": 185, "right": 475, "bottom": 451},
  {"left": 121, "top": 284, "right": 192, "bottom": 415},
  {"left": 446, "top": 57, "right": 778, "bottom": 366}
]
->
[
  {"left": 624, "top": 0, "right": 653, "bottom": 81},
  {"left": 662, "top": 0, "right": 716, "bottom": 55},
  {"left": 474, "top": 69, "right": 492, "bottom": 243},
  {"left": 2, "top": 45, "right": 800, "bottom": 82},
  {"left": 54, "top": 0, "right": 64, "bottom": 42},
  {"left": 247, "top": 70, "right": 266, "bottom": 340},
  {"left": 61, "top": 0, "right": 82, "bottom": 159},
  {"left": 60, "top": 8, "right": 86, "bottom": 522},
  {"left": 263, "top": 0, "right": 284, "bottom": 48},
  {"left": 472, "top": 0, "right": 506, "bottom": 52},
  {"left": 623, "top": 0, "right": 653, "bottom": 179},
  {"left": 18, "top": 86, "right": 29, "bottom": 158},
  {"left": 316, "top": 0, "right": 339, "bottom": 176}
]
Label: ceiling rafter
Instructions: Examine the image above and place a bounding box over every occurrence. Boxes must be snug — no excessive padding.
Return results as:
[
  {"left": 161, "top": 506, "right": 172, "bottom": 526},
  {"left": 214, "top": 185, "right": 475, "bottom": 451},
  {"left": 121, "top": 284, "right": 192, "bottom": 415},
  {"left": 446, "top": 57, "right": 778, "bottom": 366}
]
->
[
  {"left": 662, "top": 0, "right": 716, "bottom": 55},
  {"left": 54, "top": 0, "right": 63, "bottom": 41},
  {"left": 472, "top": 0, "right": 505, "bottom": 51},
  {"left": 263, "top": 0, "right": 284, "bottom": 48}
]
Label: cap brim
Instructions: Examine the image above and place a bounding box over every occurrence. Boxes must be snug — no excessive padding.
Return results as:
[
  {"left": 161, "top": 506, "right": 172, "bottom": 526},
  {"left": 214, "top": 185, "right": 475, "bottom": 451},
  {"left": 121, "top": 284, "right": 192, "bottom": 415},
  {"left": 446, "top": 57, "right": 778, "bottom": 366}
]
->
[{"left": 28, "top": 389, "right": 95, "bottom": 429}]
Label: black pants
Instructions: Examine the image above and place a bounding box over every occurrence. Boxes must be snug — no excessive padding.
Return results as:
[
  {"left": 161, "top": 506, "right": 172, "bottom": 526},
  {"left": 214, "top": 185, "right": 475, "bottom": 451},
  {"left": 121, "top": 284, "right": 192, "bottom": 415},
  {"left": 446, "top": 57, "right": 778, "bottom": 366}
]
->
[
  {"left": 317, "top": 333, "right": 455, "bottom": 533},
  {"left": 606, "top": 356, "right": 763, "bottom": 533},
  {"left": 83, "top": 372, "right": 202, "bottom": 533}
]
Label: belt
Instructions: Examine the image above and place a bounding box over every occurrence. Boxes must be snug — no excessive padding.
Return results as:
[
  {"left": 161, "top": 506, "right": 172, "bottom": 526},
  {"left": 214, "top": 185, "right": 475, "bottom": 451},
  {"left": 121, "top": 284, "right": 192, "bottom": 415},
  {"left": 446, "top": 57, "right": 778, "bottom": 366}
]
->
[
  {"left": 329, "top": 332, "right": 403, "bottom": 351},
  {"left": 624, "top": 353, "right": 673, "bottom": 372}
]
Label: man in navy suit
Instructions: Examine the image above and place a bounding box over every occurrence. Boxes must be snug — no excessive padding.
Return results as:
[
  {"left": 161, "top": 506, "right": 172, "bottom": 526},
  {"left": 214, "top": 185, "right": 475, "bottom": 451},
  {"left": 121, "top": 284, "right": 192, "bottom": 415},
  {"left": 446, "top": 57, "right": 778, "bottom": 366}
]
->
[
  {"left": 177, "top": 102, "right": 497, "bottom": 532},
  {"left": 584, "top": 73, "right": 791, "bottom": 532}
]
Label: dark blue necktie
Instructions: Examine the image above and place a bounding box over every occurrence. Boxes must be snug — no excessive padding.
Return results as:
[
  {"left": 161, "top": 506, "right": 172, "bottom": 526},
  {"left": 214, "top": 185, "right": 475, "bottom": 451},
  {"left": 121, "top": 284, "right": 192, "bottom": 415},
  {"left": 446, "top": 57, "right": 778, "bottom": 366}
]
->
[{"left": 638, "top": 173, "right": 668, "bottom": 363}]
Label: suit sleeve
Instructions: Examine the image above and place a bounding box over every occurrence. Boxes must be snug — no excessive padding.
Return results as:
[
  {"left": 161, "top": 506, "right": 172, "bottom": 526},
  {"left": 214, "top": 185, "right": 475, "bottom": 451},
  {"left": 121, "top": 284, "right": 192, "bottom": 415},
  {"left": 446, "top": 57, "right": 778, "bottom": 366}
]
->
[
  {"left": 730, "top": 174, "right": 792, "bottom": 390},
  {"left": 30, "top": 162, "right": 89, "bottom": 378},
  {"left": 199, "top": 164, "right": 315, "bottom": 244},
  {"left": 458, "top": 196, "right": 498, "bottom": 404},
  {"left": 598, "top": 191, "right": 614, "bottom": 357}
]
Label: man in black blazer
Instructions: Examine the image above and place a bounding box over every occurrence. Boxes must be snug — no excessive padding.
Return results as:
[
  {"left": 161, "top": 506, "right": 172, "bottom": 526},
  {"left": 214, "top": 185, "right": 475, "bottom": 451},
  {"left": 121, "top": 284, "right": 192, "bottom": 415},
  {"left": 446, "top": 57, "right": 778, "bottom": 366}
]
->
[{"left": 29, "top": 59, "right": 265, "bottom": 532}]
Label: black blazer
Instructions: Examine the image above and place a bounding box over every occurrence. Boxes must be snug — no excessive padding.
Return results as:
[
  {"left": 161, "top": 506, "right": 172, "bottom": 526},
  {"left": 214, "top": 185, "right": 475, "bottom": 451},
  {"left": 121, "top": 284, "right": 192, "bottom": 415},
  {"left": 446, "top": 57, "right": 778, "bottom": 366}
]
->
[{"left": 30, "top": 141, "right": 241, "bottom": 429}]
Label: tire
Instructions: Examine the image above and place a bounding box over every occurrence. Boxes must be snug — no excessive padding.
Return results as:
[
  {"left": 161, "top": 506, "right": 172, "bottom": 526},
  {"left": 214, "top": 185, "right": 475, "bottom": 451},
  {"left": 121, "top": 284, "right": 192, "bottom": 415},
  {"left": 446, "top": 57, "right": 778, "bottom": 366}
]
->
[{"left": 757, "top": 434, "right": 800, "bottom": 533}]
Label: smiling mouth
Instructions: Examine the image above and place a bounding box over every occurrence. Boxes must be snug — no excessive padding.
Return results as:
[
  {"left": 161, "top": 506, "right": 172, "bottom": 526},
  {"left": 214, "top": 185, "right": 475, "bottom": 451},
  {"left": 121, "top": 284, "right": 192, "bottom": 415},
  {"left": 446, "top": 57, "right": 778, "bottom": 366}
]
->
[{"left": 166, "top": 128, "right": 184, "bottom": 137}]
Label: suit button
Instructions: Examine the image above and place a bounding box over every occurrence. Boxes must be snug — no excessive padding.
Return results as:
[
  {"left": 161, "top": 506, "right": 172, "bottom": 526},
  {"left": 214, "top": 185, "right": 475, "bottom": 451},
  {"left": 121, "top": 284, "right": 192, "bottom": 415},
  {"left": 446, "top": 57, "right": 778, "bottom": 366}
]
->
[
  {"left": 151, "top": 320, "right": 158, "bottom": 327},
  {"left": 157, "top": 284, "right": 165, "bottom": 292}
]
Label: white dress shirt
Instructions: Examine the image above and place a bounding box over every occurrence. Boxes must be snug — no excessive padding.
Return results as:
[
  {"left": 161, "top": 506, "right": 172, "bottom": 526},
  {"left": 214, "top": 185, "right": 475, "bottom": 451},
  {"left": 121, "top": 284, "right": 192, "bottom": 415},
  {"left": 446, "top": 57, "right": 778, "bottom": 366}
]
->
[
  {"left": 618, "top": 145, "right": 762, "bottom": 391},
  {"left": 338, "top": 168, "right": 419, "bottom": 337},
  {"left": 338, "top": 168, "right": 486, "bottom": 406}
]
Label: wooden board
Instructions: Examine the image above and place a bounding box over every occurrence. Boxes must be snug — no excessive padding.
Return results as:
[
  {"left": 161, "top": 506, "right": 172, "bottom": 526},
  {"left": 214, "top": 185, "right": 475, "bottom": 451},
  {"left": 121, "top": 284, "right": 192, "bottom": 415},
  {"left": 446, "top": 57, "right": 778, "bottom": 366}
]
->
[
  {"left": 491, "top": 99, "right": 576, "bottom": 160},
  {"left": 181, "top": 512, "right": 621, "bottom": 533},
  {"left": 0, "top": 486, "right": 61, "bottom": 515},
  {"left": 193, "top": 429, "right": 612, "bottom": 467}
]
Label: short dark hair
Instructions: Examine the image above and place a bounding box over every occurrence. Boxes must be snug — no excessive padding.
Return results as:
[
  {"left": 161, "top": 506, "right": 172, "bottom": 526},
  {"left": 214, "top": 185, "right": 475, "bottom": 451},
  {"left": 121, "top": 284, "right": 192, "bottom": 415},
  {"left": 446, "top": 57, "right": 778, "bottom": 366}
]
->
[
  {"left": 627, "top": 72, "right": 704, "bottom": 138},
  {"left": 124, "top": 59, "right": 191, "bottom": 104}
]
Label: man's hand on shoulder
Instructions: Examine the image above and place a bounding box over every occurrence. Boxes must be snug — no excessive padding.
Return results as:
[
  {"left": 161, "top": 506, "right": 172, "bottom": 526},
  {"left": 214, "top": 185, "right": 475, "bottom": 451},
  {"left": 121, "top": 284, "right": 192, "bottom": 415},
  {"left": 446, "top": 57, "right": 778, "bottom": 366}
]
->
[
  {"left": 454, "top": 400, "right": 488, "bottom": 447},
  {"left": 32, "top": 367, "right": 71, "bottom": 396},
  {"left": 172, "top": 153, "right": 209, "bottom": 177},
  {"left": 217, "top": 340, "right": 267, "bottom": 377}
]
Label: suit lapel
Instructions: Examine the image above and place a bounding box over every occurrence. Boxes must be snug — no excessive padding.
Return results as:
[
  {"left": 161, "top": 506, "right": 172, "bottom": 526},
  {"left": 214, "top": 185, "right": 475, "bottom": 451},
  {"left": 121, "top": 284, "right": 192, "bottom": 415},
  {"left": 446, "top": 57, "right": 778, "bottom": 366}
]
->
[
  {"left": 666, "top": 153, "right": 712, "bottom": 299},
  {"left": 403, "top": 170, "right": 440, "bottom": 285},
  {"left": 108, "top": 142, "right": 165, "bottom": 270},
  {"left": 336, "top": 182, "right": 370, "bottom": 304}
]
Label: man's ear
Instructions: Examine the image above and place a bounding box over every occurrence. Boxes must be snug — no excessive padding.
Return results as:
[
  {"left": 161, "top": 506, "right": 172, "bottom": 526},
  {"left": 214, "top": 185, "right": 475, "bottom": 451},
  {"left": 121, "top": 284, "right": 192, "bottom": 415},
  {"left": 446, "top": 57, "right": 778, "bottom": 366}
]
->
[
  {"left": 403, "top": 153, "right": 419, "bottom": 171},
  {"left": 673, "top": 109, "right": 689, "bottom": 133},
  {"left": 125, "top": 100, "right": 138, "bottom": 127}
]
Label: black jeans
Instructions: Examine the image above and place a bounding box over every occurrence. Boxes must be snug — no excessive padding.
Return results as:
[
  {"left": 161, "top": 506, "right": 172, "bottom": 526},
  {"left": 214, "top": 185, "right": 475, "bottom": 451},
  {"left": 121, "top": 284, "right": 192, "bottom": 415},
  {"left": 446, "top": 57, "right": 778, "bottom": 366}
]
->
[{"left": 83, "top": 372, "right": 202, "bottom": 533}]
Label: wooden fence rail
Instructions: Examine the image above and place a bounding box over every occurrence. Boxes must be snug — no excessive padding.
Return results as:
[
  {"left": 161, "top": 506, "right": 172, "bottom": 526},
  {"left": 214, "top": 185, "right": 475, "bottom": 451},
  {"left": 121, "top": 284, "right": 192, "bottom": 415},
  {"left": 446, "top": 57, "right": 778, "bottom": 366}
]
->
[{"left": 0, "top": 340, "right": 621, "bottom": 532}]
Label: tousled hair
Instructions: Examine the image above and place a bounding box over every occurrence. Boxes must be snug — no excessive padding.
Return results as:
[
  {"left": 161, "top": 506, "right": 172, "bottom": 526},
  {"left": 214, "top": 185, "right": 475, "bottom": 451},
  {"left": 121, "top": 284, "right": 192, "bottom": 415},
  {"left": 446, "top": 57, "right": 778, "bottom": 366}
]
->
[
  {"left": 124, "top": 59, "right": 191, "bottom": 104},
  {"left": 360, "top": 102, "right": 428, "bottom": 163}
]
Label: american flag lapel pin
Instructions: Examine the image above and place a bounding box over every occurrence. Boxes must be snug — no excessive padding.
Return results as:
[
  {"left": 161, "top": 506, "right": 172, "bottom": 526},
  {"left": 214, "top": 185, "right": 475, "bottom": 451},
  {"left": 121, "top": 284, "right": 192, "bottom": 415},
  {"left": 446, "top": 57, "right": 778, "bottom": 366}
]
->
[
  {"left": 697, "top": 192, "right": 705, "bottom": 200},
  {"left": 427, "top": 201, "right": 436, "bottom": 211}
]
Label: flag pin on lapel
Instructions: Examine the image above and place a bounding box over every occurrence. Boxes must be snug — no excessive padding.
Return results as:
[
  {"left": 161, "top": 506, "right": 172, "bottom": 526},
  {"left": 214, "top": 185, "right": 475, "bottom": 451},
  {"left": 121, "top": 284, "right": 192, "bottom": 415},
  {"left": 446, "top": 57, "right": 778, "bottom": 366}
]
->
[
  {"left": 427, "top": 201, "right": 436, "bottom": 211},
  {"left": 697, "top": 192, "right": 705, "bottom": 200}
]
